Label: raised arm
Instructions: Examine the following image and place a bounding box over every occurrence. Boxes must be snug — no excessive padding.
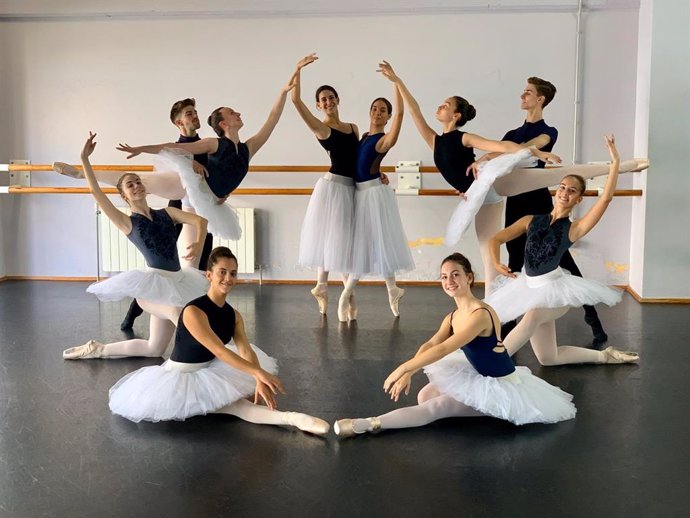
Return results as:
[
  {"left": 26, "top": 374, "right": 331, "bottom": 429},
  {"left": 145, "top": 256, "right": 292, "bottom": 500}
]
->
[
  {"left": 245, "top": 71, "right": 298, "bottom": 159},
  {"left": 569, "top": 134, "right": 620, "bottom": 242},
  {"left": 116, "top": 138, "right": 218, "bottom": 159},
  {"left": 488, "top": 216, "right": 533, "bottom": 278},
  {"left": 377, "top": 60, "right": 437, "bottom": 150},
  {"left": 290, "top": 54, "right": 331, "bottom": 139},
  {"left": 80, "top": 132, "right": 131, "bottom": 234},
  {"left": 376, "top": 82, "right": 404, "bottom": 153}
]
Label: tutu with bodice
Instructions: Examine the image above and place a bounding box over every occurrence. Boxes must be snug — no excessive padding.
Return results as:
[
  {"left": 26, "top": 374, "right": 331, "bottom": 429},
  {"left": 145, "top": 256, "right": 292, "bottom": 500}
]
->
[
  {"left": 445, "top": 149, "right": 537, "bottom": 245},
  {"left": 109, "top": 343, "right": 278, "bottom": 422},
  {"left": 155, "top": 149, "right": 241, "bottom": 240}
]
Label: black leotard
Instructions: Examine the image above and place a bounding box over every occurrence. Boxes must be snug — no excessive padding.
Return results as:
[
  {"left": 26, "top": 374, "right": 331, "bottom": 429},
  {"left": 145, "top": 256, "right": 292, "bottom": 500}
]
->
[{"left": 433, "top": 131, "right": 476, "bottom": 192}]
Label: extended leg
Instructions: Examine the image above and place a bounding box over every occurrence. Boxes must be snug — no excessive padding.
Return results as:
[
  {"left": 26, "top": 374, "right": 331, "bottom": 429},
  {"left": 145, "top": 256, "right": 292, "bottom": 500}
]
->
[{"left": 218, "top": 398, "right": 329, "bottom": 435}]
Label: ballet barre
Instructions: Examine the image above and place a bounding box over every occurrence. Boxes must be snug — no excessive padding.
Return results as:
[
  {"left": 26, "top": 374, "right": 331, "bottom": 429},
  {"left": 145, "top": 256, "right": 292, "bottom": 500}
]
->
[{"left": 2, "top": 163, "right": 440, "bottom": 173}]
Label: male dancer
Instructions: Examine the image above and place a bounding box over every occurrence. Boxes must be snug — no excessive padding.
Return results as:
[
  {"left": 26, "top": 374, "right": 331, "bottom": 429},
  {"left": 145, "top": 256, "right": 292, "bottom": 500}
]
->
[{"left": 473, "top": 78, "right": 607, "bottom": 347}]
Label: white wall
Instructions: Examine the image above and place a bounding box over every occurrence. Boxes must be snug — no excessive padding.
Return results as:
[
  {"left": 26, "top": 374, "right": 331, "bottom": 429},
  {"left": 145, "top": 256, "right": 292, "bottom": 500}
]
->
[{"left": 1, "top": 7, "right": 642, "bottom": 284}]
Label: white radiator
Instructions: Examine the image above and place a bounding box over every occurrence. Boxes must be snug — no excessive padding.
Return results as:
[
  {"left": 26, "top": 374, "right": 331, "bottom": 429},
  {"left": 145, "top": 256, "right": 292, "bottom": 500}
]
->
[{"left": 99, "top": 207, "right": 256, "bottom": 274}]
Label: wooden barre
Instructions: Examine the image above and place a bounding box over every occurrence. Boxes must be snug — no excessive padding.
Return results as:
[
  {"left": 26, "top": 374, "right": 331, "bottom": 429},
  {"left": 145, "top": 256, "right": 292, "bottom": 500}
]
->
[
  {"left": 3, "top": 186, "right": 643, "bottom": 197},
  {"left": 5, "top": 164, "right": 436, "bottom": 173}
]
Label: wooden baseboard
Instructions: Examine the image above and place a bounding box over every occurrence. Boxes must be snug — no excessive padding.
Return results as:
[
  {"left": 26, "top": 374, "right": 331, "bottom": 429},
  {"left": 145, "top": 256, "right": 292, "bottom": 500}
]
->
[
  {"left": 4, "top": 276, "right": 97, "bottom": 282},
  {"left": 0, "top": 275, "right": 7, "bottom": 283},
  {"left": 625, "top": 285, "right": 690, "bottom": 304}
]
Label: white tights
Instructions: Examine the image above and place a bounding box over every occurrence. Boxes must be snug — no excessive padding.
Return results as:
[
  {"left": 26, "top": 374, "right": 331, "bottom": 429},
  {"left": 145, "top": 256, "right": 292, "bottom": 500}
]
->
[
  {"left": 93, "top": 170, "right": 186, "bottom": 201},
  {"left": 504, "top": 307, "right": 605, "bottom": 365},
  {"left": 217, "top": 398, "right": 325, "bottom": 433},
  {"left": 475, "top": 200, "right": 504, "bottom": 295},
  {"left": 101, "top": 299, "right": 181, "bottom": 358}
]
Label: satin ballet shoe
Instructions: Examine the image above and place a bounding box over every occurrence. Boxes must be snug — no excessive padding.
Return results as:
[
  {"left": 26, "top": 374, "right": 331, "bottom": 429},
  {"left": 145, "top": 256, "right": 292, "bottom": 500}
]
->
[
  {"left": 310, "top": 285, "right": 328, "bottom": 314},
  {"left": 348, "top": 293, "right": 358, "bottom": 321},
  {"left": 53, "top": 162, "right": 84, "bottom": 179},
  {"left": 388, "top": 287, "right": 405, "bottom": 317},
  {"left": 63, "top": 339, "right": 104, "bottom": 360},
  {"left": 602, "top": 346, "right": 640, "bottom": 364},
  {"left": 284, "top": 412, "right": 330, "bottom": 435},
  {"left": 631, "top": 158, "right": 650, "bottom": 172},
  {"left": 334, "top": 416, "right": 381, "bottom": 437},
  {"left": 337, "top": 291, "right": 351, "bottom": 323}
]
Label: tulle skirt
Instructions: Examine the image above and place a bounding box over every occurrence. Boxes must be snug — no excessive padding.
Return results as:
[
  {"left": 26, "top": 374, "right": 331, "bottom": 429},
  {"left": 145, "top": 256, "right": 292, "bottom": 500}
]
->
[
  {"left": 445, "top": 150, "right": 537, "bottom": 246},
  {"left": 485, "top": 267, "right": 623, "bottom": 323},
  {"left": 424, "top": 352, "right": 576, "bottom": 425},
  {"left": 298, "top": 173, "right": 354, "bottom": 272},
  {"left": 349, "top": 180, "right": 414, "bottom": 276},
  {"left": 87, "top": 267, "right": 208, "bottom": 306},
  {"left": 155, "top": 149, "right": 242, "bottom": 240},
  {"left": 109, "top": 343, "right": 278, "bottom": 423}
]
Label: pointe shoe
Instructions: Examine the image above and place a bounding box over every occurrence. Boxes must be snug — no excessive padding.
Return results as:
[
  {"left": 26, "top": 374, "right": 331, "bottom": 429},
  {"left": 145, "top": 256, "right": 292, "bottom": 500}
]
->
[
  {"left": 334, "top": 416, "right": 381, "bottom": 437},
  {"left": 388, "top": 287, "right": 405, "bottom": 317},
  {"left": 337, "top": 291, "right": 350, "bottom": 323},
  {"left": 310, "top": 285, "right": 328, "bottom": 314},
  {"left": 603, "top": 346, "right": 640, "bottom": 364},
  {"left": 632, "top": 158, "right": 650, "bottom": 172},
  {"left": 63, "top": 339, "right": 104, "bottom": 360},
  {"left": 284, "top": 412, "right": 330, "bottom": 435},
  {"left": 53, "top": 162, "right": 84, "bottom": 179},
  {"left": 348, "top": 292, "right": 358, "bottom": 321}
]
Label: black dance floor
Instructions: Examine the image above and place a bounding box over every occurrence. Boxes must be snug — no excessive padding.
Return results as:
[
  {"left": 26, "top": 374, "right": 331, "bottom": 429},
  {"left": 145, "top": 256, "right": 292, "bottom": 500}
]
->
[{"left": 0, "top": 281, "right": 687, "bottom": 517}]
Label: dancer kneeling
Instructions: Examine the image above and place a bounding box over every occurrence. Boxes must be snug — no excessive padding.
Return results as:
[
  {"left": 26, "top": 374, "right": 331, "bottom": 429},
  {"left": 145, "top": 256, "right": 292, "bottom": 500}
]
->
[
  {"left": 334, "top": 253, "right": 576, "bottom": 436},
  {"left": 485, "top": 135, "right": 639, "bottom": 365},
  {"left": 109, "top": 246, "right": 329, "bottom": 434}
]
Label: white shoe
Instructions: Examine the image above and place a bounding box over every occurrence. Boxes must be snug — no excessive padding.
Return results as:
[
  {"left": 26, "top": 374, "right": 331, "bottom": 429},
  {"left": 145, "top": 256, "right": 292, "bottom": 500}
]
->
[
  {"left": 337, "top": 291, "right": 350, "bottom": 323},
  {"left": 603, "top": 346, "right": 639, "bottom": 364},
  {"left": 388, "top": 287, "right": 405, "bottom": 317},
  {"left": 310, "top": 285, "right": 328, "bottom": 314},
  {"left": 53, "top": 162, "right": 84, "bottom": 179},
  {"left": 63, "top": 340, "right": 104, "bottom": 360},
  {"left": 285, "top": 412, "right": 330, "bottom": 435}
]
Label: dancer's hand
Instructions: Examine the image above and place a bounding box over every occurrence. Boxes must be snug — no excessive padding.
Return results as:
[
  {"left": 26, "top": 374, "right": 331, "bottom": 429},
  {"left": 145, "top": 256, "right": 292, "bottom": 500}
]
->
[
  {"left": 253, "top": 369, "right": 285, "bottom": 401},
  {"left": 380, "top": 172, "right": 390, "bottom": 185},
  {"left": 181, "top": 240, "right": 204, "bottom": 262},
  {"left": 192, "top": 160, "right": 208, "bottom": 178},
  {"left": 254, "top": 380, "right": 279, "bottom": 409},
  {"left": 604, "top": 134, "right": 620, "bottom": 162},
  {"left": 377, "top": 60, "right": 400, "bottom": 83},
  {"left": 495, "top": 263, "right": 516, "bottom": 278},
  {"left": 116, "top": 143, "right": 142, "bottom": 159},
  {"left": 296, "top": 53, "right": 318, "bottom": 71},
  {"left": 455, "top": 190, "right": 468, "bottom": 201},
  {"left": 81, "top": 131, "right": 97, "bottom": 159},
  {"left": 383, "top": 364, "right": 412, "bottom": 402},
  {"left": 532, "top": 148, "right": 561, "bottom": 165},
  {"left": 466, "top": 154, "right": 492, "bottom": 178},
  {"left": 216, "top": 194, "right": 229, "bottom": 205}
]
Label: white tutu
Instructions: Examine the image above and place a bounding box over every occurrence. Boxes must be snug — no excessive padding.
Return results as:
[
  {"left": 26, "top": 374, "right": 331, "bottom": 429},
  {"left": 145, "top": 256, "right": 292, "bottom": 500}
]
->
[
  {"left": 485, "top": 267, "right": 623, "bottom": 323},
  {"left": 349, "top": 180, "right": 415, "bottom": 276},
  {"left": 109, "top": 343, "right": 278, "bottom": 423},
  {"left": 445, "top": 150, "right": 537, "bottom": 245},
  {"left": 298, "top": 173, "right": 354, "bottom": 272},
  {"left": 155, "top": 149, "right": 242, "bottom": 240},
  {"left": 87, "top": 266, "right": 208, "bottom": 306},
  {"left": 424, "top": 351, "right": 576, "bottom": 425}
]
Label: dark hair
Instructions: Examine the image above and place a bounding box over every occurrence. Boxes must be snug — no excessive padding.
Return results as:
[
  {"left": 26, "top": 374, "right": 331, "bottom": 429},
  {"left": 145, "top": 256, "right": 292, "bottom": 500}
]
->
[
  {"left": 207, "top": 107, "right": 225, "bottom": 137},
  {"left": 370, "top": 97, "right": 392, "bottom": 114},
  {"left": 450, "top": 96, "right": 476, "bottom": 128},
  {"left": 562, "top": 174, "right": 586, "bottom": 195},
  {"left": 315, "top": 85, "right": 339, "bottom": 102},
  {"left": 116, "top": 173, "right": 142, "bottom": 203},
  {"left": 207, "top": 246, "right": 238, "bottom": 271},
  {"left": 441, "top": 252, "right": 475, "bottom": 288},
  {"left": 527, "top": 77, "right": 557, "bottom": 108},
  {"left": 169, "top": 98, "right": 196, "bottom": 125}
]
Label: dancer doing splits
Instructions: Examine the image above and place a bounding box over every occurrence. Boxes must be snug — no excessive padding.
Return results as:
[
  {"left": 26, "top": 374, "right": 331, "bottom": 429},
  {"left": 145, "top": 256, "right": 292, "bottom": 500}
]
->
[
  {"left": 63, "top": 132, "right": 208, "bottom": 360},
  {"left": 109, "top": 246, "right": 330, "bottom": 435},
  {"left": 485, "top": 135, "right": 639, "bottom": 366},
  {"left": 334, "top": 253, "right": 576, "bottom": 436}
]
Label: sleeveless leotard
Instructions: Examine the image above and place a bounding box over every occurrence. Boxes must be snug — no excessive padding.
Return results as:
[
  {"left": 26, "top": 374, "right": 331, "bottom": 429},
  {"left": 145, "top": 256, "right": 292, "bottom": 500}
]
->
[
  {"left": 433, "top": 131, "right": 476, "bottom": 192},
  {"left": 127, "top": 209, "right": 180, "bottom": 272},
  {"left": 318, "top": 125, "right": 358, "bottom": 178},
  {"left": 524, "top": 214, "right": 573, "bottom": 276},
  {"left": 355, "top": 133, "right": 386, "bottom": 182},
  {"left": 205, "top": 137, "right": 250, "bottom": 198}
]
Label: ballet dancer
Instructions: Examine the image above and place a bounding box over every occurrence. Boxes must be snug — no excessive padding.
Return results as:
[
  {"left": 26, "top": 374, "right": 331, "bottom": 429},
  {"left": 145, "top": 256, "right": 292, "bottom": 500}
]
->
[
  {"left": 62, "top": 132, "right": 208, "bottom": 360},
  {"left": 116, "top": 70, "right": 297, "bottom": 240},
  {"left": 486, "top": 135, "right": 640, "bottom": 366},
  {"left": 109, "top": 246, "right": 329, "bottom": 434},
  {"left": 333, "top": 252, "right": 576, "bottom": 436},
  {"left": 336, "top": 84, "right": 414, "bottom": 321},
  {"left": 291, "top": 54, "right": 360, "bottom": 315}
]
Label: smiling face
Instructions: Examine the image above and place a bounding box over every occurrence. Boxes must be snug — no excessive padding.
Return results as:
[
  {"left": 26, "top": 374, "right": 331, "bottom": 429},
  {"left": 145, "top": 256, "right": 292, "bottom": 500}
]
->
[
  {"left": 117, "top": 173, "right": 146, "bottom": 204},
  {"left": 520, "top": 83, "right": 544, "bottom": 111},
  {"left": 440, "top": 260, "right": 473, "bottom": 298},
  {"left": 206, "top": 256, "right": 238, "bottom": 296},
  {"left": 175, "top": 104, "right": 201, "bottom": 133},
  {"left": 554, "top": 176, "right": 585, "bottom": 209},
  {"left": 316, "top": 89, "right": 339, "bottom": 115}
]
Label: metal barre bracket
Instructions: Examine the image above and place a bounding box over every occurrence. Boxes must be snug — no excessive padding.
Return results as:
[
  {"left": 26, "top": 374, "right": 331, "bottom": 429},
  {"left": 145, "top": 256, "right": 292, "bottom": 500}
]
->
[{"left": 395, "top": 161, "right": 421, "bottom": 195}]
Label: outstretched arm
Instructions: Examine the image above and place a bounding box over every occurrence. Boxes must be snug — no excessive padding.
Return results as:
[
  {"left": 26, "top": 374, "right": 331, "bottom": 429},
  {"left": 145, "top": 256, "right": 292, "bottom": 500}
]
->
[
  {"left": 116, "top": 138, "right": 218, "bottom": 159},
  {"left": 463, "top": 133, "right": 561, "bottom": 165},
  {"left": 245, "top": 71, "right": 298, "bottom": 159},
  {"left": 377, "top": 60, "right": 437, "bottom": 150},
  {"left": 291, "top": 54, "right": 331, "bottom": 139},
  {"left": 81, "top": 132, "right": 131, "bottom": 234},
  {"left": 569, "top": 134, "right": 620, "bottom": 241},
  {"left": 376, "top": 82, "right": 404, "bottom": 153},
  {"left": 488, "top": 216, "right": 533, "bottom": 278}
]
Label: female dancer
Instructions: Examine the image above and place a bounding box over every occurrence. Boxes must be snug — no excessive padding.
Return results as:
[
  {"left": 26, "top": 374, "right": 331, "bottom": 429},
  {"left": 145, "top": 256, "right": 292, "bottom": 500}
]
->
[
  {"left": 333, "top": 252, "right": 576, "bottom": 436},
  {"left": 291, "top": 54, "right": 360, "bottom": 315},
  {"left": 376, "top": 61, "right": 559, "bottom": 291},
  {"left": 115, "top": 71, "right": 297, "bottom": 240},
  {"left": 486, "top": 135, "right": 639, "bottom": 365},
  {"left": 63, "top": 132, "right": 208, "bottom": 360},
  {"left": 337, "top": 85, "right": 414, "bottom": 321},
  {"left": 109, "top": 246, "right": 329, "bottom": 434}
]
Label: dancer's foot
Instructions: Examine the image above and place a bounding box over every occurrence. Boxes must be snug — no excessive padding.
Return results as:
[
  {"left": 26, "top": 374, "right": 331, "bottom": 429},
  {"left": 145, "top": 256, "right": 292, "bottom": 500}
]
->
[
  {"left": 53, "top": 162, "right": 84, "bottom": 179},
  {"left": 310, "top": 284, "right": 328, "bottom": 314},
  {"left": 337, "top": 291, "right": 351, "bottom": 323},
  {"left": 585, "top": 313, "right": 608, "bottom": 349},
  {"left": 348, "top": 292, "right": 358, "bottom": 321},
  {"left": 602, "top": 346, "right": 639, "bottom": 364},
  {"left": 63, "top": 340, "right": 104, "bottom": 360},
  {"left": 284, "top": 412, "right": 330, "bottom": 435},
  {"left": 632, "top": 158, "right": 650, "bottom": 172},
  {"left": 388, "top": 287, "right": 405, "bottom": 318},
  {"left": 334, "top": 416, "right": 381, "bottom": 437}
]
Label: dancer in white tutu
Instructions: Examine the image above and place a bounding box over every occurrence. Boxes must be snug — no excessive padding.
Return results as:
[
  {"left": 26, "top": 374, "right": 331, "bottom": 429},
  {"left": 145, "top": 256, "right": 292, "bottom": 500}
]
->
[
  {"left": 486, "top": 135, "right": 639, "bottom": 365},
  {"left": 115, "top": 70, "right": 297, "bottom": 240},
  {"left": 109, "top": 246, "right": 330, "bottom": 434},
  {"left": 376, "top": 61, "right": 560, "bottom": 291},
  {"left": 333, "top": 252, "right": 576, "bottom": 436},
  {"left": 291, "top": 54, "right": 363, "bottom": 315},
  {"left": 63, "top": 132, "right": 209, "bottom": 360},
  {"left": 336, "top": 84, "right": 414, "bottom": 322}
]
